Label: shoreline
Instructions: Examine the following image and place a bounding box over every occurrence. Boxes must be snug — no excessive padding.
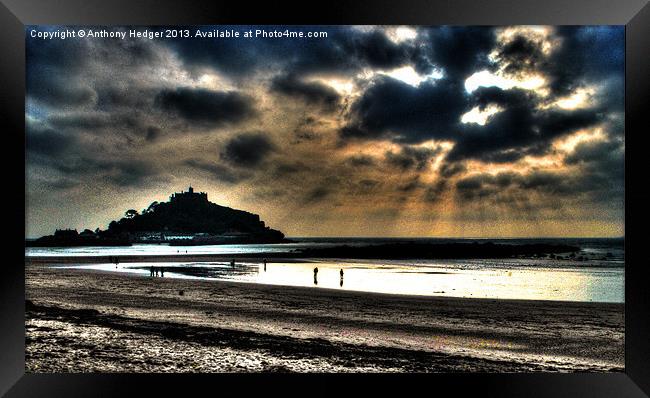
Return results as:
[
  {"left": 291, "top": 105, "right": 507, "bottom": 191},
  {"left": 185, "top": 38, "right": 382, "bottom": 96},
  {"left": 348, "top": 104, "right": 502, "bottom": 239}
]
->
[
  {"left": 25, "top": 254, "right": 308, "bottom": 264},
  {"left": 26, "top": 263, "right": 624, "bottom": 372}
]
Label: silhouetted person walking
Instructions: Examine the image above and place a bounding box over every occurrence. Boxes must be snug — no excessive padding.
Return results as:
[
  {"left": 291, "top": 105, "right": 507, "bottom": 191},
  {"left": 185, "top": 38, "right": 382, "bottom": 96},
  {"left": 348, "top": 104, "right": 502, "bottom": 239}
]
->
[
  {"left": 160, "top": 268, "right": 164, "bottom": 277},
  {"left": 340, "top": 268, "right": 344, "bottom": 287},
  {"left": 263, "top": 259, "right": 267, "bottom": 272},
  {"left": 150, "top": 265, "right": 154, "bottom": 277},
  {"left": 313, "top": 267, "right": 318, "bottom": 285},
  {"left": 231, "top": 259, "right": 235, "bottom": 268},
  {"left": 155, "top": 267, "right": 159, "bottom": 277}
]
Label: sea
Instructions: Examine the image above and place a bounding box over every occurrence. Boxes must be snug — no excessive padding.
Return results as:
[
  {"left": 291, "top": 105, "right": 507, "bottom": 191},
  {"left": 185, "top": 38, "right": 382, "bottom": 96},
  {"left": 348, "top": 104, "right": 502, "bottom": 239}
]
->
[{"left": 25, "top": 237, "right": 624, "bottom": 303}]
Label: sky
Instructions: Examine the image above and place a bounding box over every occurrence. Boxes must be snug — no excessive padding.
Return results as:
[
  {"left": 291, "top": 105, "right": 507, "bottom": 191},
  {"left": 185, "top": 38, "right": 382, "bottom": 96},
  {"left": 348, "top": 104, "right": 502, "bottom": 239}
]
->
[{"left": 25, "top": 25, "right": 624, "bottom": 238}]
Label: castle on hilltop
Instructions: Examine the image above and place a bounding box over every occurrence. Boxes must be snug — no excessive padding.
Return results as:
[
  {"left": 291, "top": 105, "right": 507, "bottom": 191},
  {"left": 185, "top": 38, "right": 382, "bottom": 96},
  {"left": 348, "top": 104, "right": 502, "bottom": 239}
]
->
[
  {"left": 29, "top": 185, "right": 288, "bottom": 246},
  {"left": 169, "top": 186, "right": 208, "bottom": 204}
]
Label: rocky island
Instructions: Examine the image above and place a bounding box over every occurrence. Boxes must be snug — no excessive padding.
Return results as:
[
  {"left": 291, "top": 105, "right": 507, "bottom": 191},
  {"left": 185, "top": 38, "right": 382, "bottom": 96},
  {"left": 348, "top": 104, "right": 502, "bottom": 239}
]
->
[{"left": 27, "top": 186, "right": 287, "bottom": 247}]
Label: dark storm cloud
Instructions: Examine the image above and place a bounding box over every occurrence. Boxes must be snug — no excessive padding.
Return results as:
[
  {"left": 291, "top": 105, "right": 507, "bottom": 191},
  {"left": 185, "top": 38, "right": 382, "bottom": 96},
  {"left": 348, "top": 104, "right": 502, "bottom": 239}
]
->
[
  {"left": 471, "top": 86, "right": 534, "bottom": 109},
  {"left": 26, "top": 29, "right": 164, "bottom": 109},
  {"left": 155, "top": 88, "right": 256, "bottom": 128},
  {"left": 544, "top": 26, "right": 624, "bottom": 97},
  {"left": 270, "top": 74, "right": 340, "bottom": 111},
  {"left": 447, "top": 88, "right": 604, "bottom": 162},
  {"left": 565, "top": 138, "right": 623, "bottom": 166},
  {"left": 220, "top": 132, "right": 275, "bottom": 168},
  {"left": 285, "top": 28, "right": 415, "bottom": 75},
  {"left": 343, "top": 74, "right": 604, "bottom": 164},
  {"left": 495, "top": 35, "right": 545, "bottom": 76},
  {"left": 344, "top": 29, "right": 414, "bottom": 70},
  {"left": 417, "top": 26, "right": 496, "bottom": 79},
  {"left": 341, "top": 26, "right": 622, "bottom": 167},
  {"left": 170, "top": 27, "right": 417, "bottom": 79},
  {"left": 341, "top": 76, "right": 468, "bottom": 143},
  {"left": 168, "top": 30, "right": 285, "bottom": 77},
  {"left": 26, "top": 29, "right": 90, "bottom": 105},
  {"left": 564, "top": 138, "right": 624, "bottom": 203},
  {"left": 454, "top": 162, "right": 623, "bottom": 204},
  {"left": 491, "top": 27, "right": 624, "bottom": 99},
  {"left": 455, "top": 172, "right": 531, "bottom": 201}
]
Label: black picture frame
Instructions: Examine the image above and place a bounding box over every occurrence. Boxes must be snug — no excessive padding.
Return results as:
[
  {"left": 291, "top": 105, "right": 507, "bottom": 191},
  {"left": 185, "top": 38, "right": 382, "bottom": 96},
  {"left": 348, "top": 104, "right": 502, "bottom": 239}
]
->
[{"left": 2, "top": 0, "right": 649, "bottom": 396}]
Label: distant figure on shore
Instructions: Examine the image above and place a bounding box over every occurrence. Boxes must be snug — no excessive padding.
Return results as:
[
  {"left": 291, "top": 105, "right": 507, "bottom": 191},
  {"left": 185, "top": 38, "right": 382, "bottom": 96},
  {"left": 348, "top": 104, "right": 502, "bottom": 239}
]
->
[
  {"left": 340, "top": 268, "right": 344, "bottom": 287},
  {"left": 155, "top": 267, "right": 159, "bottom": 277},
  {"left": 231, "top": 259, "right": 235, "bottom": 268},
  {"left": 115, "top": 257, "right": 119, "bottom": 269},
  {"left": 263, "top": 259, "right": 267, "bottom": 272},
  {"left": 150, "top": 265, "right": 154, "bottom": 277},
  {"left": 313, "top": 267, "right": 318, "bottom": 285},
  {"left": 160, "top": 268, "right": 164, "bottom": 277}
]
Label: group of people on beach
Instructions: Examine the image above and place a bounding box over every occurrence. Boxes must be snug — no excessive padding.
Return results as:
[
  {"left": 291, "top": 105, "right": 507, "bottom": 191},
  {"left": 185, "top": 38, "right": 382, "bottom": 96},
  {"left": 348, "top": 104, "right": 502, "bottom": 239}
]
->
[
  {"left": 144, "top": 258, "right": 343, "bottom": 285},
  {"left": 149, "top": 266, "right": 164, "bottom": 278}
]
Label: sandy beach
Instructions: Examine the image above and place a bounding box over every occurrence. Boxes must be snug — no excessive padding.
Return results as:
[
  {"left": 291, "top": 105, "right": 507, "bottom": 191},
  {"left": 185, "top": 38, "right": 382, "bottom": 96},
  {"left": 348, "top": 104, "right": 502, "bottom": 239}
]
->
[{"left": 25, "top": 260, "right": 624, "bottom": 373}]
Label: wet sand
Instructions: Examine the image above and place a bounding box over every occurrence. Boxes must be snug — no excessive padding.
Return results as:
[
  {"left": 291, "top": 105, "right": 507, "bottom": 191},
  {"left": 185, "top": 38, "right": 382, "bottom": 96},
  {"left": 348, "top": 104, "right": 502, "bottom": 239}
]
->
[{"left": 25, "top": 261, "right": 624, "bottom": 373}]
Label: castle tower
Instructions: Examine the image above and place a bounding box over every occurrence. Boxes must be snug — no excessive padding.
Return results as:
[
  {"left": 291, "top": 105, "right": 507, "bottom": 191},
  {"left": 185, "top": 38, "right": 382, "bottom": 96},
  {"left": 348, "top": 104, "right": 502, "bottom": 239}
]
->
[{"left": 188, "top": 186, "right": 194, "bottom": 194}]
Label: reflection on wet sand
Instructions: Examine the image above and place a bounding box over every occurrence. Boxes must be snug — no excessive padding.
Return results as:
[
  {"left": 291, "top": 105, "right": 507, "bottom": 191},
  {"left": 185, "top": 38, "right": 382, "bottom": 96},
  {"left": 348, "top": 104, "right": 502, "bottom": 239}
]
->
[{"left": 55, "top": 257, "right": 624, "bottom": 303}]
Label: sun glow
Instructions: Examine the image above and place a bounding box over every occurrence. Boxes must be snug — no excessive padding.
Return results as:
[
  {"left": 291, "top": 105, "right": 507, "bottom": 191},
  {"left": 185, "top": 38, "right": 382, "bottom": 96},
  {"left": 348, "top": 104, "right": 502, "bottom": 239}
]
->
[
  {"left": 552, "top": 87, "right": 595, "bottom": 110},
  {"left": 385, "top": 26, "right": 418, "bottom": 43},
  {"left": 461, "top": 105, "right": 502, "bottom": 125},
  {"left": 553, "top": 127, "right": 607, "bottom": 153},
  {"left": 376, "top": 66, "right": 443, "bottom": 87},
  {"left": 464, "top": 70, "right": 546, "bottom": 93},
  {"left": 309, "top": 77, "right": 356, "bottom": 95},
  {"left": 195, "top": 73, "right": 233, "bottom": 91}
]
